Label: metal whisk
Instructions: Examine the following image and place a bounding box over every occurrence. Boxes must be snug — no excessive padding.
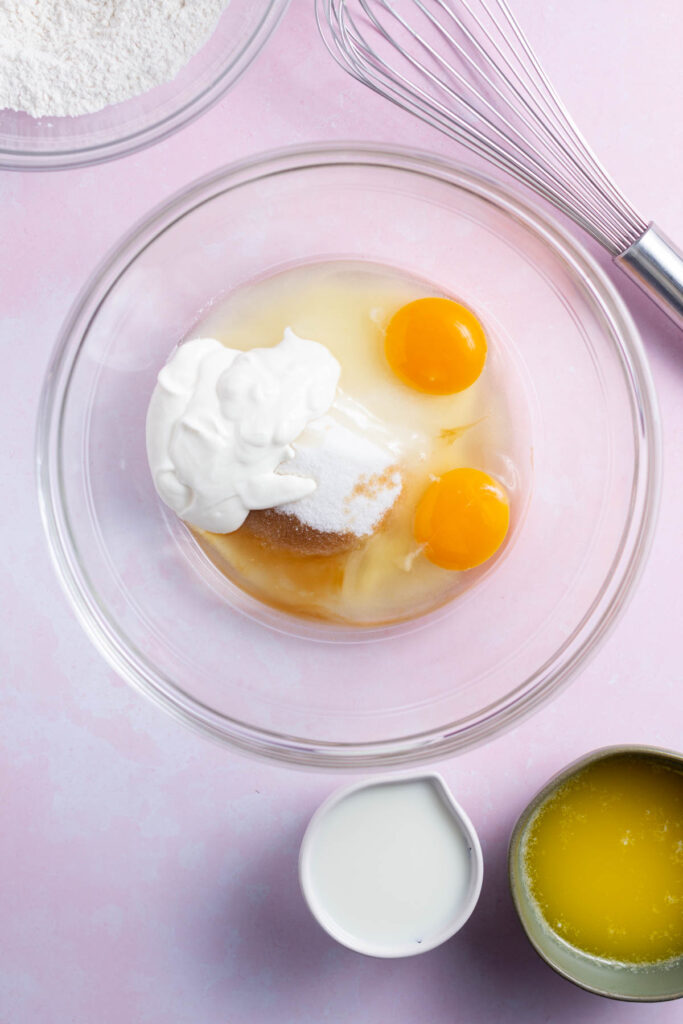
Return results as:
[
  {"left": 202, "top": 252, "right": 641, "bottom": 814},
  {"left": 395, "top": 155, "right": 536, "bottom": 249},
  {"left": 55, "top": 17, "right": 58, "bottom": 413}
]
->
[{"left": 316, "top": 0, "right": 683, "bottom": 328}]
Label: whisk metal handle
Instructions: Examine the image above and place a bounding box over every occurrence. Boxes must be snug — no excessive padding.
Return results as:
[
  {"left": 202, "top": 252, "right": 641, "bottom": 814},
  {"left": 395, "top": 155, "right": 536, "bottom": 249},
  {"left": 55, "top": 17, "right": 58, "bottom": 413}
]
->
[{"left": 617, "top": 224, "right": 683, "bottom": 329}]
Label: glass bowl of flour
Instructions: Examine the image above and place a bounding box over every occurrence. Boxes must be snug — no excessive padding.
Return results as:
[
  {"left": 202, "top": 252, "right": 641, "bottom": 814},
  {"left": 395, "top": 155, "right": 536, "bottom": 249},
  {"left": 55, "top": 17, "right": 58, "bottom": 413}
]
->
[{"left": 0, "top": 0, "right": 288, "bottom": 170}]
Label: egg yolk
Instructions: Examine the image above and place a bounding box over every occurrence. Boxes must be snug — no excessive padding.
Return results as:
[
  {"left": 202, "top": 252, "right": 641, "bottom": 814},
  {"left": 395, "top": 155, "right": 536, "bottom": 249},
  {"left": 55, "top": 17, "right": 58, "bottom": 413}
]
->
[
  {"left": 384, "top": 297, "right": 487, "bottom": 394},
  {"left": 414, "top": 468, "right": 509, "bottom": 571}
]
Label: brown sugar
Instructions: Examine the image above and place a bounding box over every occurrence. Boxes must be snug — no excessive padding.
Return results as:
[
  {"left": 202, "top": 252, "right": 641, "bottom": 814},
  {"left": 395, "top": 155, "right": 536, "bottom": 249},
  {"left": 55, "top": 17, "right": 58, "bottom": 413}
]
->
[
  {"left": 347, "top": 464, "right": 400, "bottom": 505},
  {"left": 245, "top": 508, "right": 359, "bottom": 556}
]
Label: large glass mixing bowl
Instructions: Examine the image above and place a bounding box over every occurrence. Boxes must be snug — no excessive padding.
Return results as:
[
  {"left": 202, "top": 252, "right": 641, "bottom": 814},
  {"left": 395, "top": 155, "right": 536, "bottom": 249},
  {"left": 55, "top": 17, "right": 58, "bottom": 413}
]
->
[
  {"left": 0, "top": 0, "right": 289, "bottom": 170},
  {"left": 37, "top": 145, "right": 660, "bottom": 768}
]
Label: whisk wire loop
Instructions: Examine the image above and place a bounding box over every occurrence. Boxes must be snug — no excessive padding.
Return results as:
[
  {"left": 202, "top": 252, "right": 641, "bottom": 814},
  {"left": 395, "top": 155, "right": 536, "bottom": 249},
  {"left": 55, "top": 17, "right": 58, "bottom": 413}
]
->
[
  {"left": 363, "top": 0, "right": 623, "bottom": 243},
  {"left": 317, "top": 0, "right": 647, "bottom": 255}
]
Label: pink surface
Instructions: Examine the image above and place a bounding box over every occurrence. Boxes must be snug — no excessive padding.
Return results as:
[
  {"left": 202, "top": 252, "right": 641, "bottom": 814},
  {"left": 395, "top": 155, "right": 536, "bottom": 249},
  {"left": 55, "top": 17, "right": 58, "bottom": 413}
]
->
[{"left": 1, "top": 1, "right": 682, "bottom": 1021}]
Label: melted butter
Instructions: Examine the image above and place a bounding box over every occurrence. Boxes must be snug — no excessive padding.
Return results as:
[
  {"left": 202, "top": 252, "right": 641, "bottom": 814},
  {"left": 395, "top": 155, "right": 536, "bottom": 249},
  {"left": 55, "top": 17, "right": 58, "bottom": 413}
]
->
[{"left": 524, "top": 754, "right": 683, "bottom": 965}]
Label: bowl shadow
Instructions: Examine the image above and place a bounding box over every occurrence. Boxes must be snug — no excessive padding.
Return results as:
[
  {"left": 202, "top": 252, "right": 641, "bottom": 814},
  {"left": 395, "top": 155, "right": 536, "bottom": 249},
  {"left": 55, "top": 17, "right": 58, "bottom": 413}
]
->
[{"left": 176, "top": 809, "right": 637, "bottom": 1021}]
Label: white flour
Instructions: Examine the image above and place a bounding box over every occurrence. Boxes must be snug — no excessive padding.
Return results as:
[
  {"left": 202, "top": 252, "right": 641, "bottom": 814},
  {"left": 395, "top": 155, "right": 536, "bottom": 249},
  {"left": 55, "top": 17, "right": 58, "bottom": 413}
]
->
[{"left": 0, "top": 0, "right": 228, "bottom": 118}]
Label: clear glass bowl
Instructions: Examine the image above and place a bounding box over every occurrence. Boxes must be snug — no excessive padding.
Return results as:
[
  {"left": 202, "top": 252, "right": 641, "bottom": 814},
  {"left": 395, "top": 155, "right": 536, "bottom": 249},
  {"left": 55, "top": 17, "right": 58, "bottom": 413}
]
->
[
  {"left": 37, "top": 145, "right": 660, "bottom": 769},
  {"left": 0, "top": 0, "right": 289, "bottom": 171}
]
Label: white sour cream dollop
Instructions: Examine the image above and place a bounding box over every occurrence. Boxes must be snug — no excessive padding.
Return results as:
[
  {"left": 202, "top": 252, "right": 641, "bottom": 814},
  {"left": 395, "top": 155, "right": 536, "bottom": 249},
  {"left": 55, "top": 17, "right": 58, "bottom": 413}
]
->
[{"left": 146, "top": 328, "right": 341, "bottom": 532}]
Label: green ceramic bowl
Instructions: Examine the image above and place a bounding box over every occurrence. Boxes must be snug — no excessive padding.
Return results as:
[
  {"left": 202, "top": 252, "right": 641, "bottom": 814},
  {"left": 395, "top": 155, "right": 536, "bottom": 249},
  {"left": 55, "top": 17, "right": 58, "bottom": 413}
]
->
[{"left": 509, "top": 745, "right": 683, "bottom": 1002}]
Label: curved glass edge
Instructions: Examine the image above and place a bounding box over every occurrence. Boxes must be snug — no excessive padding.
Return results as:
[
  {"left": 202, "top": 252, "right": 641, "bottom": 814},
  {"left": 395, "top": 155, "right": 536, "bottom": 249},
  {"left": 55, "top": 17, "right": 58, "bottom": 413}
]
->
[
  {"left": 0, "top": 0, "right": 290, "bottom": 172},
  {"left": 35, "top": 144, "right": 662, "bottom": 770}
]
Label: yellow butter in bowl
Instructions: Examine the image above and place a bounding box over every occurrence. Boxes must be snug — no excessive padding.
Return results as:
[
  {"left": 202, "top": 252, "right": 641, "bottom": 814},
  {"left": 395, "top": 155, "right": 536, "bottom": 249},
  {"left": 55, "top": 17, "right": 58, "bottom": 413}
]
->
[{"left": 523, "top": 752, "right": 683, "bottom": 965}]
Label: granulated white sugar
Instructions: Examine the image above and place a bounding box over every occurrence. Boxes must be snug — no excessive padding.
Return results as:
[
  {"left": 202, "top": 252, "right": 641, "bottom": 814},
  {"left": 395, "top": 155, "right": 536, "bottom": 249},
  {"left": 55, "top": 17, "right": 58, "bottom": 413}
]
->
[
  {"left": 279, "top": 415, "right": 403, "bottom": 538},
  {"left": 0, "top": 0, "right": 228, "bottom": 118}
]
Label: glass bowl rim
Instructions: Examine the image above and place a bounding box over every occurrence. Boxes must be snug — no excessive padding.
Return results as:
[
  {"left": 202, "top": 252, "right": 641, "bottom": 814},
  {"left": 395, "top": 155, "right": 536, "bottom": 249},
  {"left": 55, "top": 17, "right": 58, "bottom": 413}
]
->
[
  {"left": 0, "top": 0, "right": 290, "bottom": 172},
  {"left": 36, "top": 142, "right": 662, "bottom": 769}
]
